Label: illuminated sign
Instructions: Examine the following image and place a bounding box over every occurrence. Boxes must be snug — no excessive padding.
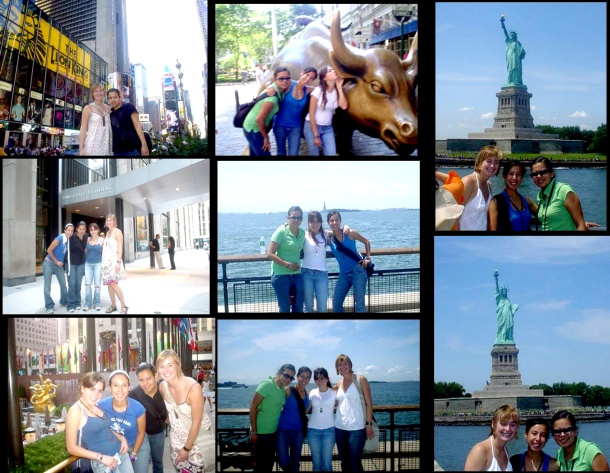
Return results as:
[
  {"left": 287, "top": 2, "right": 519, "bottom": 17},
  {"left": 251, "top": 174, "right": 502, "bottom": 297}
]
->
[{"left": 139, "top": 114, "right": 150, "bottom": 122}]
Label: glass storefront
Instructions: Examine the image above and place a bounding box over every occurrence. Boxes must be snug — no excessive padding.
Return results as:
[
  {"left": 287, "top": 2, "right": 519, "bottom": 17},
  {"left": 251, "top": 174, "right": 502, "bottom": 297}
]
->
[{"left": 0, "top": 0, "right": 107, "bottom": 150}]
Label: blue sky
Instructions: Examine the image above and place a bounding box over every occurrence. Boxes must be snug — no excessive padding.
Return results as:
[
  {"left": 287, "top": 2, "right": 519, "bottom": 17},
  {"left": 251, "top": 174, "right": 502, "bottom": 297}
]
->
[
  {"left": 436, "top": 2, "right": 607, "bottom": 139},
  {"left": 435, "top": 236, "right": 610, "bottom": 394},
  {"left": 218, "top": 319, "right": 420, "bottom": 385},
  {"left": 217, "top": 161, "right": 420, "bottom": 213}
]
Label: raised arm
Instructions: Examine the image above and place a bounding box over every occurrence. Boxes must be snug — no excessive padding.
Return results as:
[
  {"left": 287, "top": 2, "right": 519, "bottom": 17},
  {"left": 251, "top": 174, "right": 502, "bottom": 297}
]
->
[{"left": 501, "top": 17, "right": 509, "bottom": 40}]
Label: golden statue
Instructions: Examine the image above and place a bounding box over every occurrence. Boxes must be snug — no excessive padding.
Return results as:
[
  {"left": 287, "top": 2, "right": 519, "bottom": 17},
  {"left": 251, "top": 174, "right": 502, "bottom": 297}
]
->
[{"left": 29, "top": 375, "right": 58, "bottom": 413}]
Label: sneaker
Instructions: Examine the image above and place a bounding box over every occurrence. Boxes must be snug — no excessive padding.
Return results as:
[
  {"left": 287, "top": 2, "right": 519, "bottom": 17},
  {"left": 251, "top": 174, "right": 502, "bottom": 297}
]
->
[
  {"left": 95, "top": 307, "right": 101, "bottom": 311},
  {"left": 46, "top": 308, "right": 54, "bottom": 314},
  {"left": 76, "top": 306, "right": 81, "bottom": 310},
  {"left": 83, "top": 306, "right": 90, "bottom": 311},
  {"left": 69, "top": 308, "right": 75, "bottom": 313}
]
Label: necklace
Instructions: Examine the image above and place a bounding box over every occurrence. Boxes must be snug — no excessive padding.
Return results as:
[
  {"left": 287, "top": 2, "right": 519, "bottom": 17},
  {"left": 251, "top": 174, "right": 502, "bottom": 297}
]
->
[
  {"left": 79, "top": 400, "right": 103, "bottom": 418},
  {"left": 319, "top": 388, "right": 328, "bottom": 413},
  {"left": 529, "top": 453, "right": 542, "bottom": 471}
]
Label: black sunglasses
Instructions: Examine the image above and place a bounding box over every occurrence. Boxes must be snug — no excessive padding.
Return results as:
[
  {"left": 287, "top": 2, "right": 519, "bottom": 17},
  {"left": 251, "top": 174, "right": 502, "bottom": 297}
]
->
[
  {"left": 277, "top": 77, "right": 291, "bottom": 81},
  {"left": 552, "top": 427, "right": 575, "bottom": 436},
  {"left": 281, "top": 373, "right": 295, "bottom": 381},
  {"left": 530, "top": 169, "right": 551, "bottom": 178}
]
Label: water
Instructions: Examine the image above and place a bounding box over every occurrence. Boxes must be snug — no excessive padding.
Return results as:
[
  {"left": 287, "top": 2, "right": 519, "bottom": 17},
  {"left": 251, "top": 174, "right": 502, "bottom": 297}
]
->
[
  {"left": 434, "top": 421, "right": 610, "bottom": 471},
  {"left": 438, "top": 167, "right": 607, "bottom": 227},
  {"left": 217, "top": 210, "right": 420, "bottom": 282},
  {"left": 218, "top": 381, "right": 421, "bottom": 433}
]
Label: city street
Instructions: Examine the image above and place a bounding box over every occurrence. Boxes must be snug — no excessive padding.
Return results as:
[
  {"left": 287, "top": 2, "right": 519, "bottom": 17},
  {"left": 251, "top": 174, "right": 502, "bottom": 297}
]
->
[
  {"left": 215, "top": 82, "right": 402, "bottom": 156},
  {"left": 3, "top": 249, "right": 209, "bottom": 315}
]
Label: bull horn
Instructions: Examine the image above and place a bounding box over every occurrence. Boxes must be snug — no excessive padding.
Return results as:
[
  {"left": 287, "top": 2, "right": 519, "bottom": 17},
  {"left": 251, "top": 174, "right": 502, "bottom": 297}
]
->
[
  {"left": 329, "top": 10, "right": 365, "bottom": 77},
  {"left": 402, "top": 32, "right": 418, "bottom": 88}
]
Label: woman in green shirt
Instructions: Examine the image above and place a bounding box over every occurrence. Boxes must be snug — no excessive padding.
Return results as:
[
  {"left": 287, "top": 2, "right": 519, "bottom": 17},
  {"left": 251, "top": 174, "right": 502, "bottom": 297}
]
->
[
  {"left": 267, "top": 206, "right": 305, "bottom": 312},
  {"left": 249, "top": 364, "right": 296, "bottom": 472}
]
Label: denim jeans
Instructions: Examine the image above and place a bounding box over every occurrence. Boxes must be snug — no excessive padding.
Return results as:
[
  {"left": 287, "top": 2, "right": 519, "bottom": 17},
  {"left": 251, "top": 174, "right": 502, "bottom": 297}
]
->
[
  {"left": 244, "top": 129, "right": 271, "bottom": 156},
  {"left": 254, "top": 431, "right": 278, "bottom": 472},
  {"left": 274, "top": 124, "right": 302, "bottom": 156},
  {"left": 335, "top": 427, "right": 366, "bottom": 472},
  {"left": 114, "top": 149, "right": 140, "bottom": 156},
  {"left": 84, "top": 261, "right": 102, "bottom": 309},
  {"left": 90, "top": 451, "right": 134, "bottom": 473},
  {"left": 129, "top": 434, "right": 150, "bottom": 473},
  {"left": 147, "top": 430, "right": 165, "bottom": 473},
  {"left": 302, "top": 268, "right": 328, "bottom": 312},
  {"left": 42, "top": 257, "right": 67, "bottom": 310},
  {"left": 308, "top": 427, "right": 335, "bottom": 471},
  {"left": 303, "top": 120, "right": 336, "bottom": 156},
  {"left": 333, "top": 264, "right": 367, "bottom": 312},
  {"left": 67, "top": 263, "right": 85, "bottom": 310},
  {"left": 277, "top": 428, "right": 305, "bottom": 472},
  {"left": 271, "top": 273, "right": 304, "bottom": 313}
]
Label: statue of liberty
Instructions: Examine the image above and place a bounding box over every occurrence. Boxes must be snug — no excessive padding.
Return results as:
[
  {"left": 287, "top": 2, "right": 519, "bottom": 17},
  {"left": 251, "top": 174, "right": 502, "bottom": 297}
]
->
[
  {"left": 494, "top": 269, "right": 518, "bottom": 343},
  {"left": 500, "top": 15, "right": 526, "bottom": 86}
]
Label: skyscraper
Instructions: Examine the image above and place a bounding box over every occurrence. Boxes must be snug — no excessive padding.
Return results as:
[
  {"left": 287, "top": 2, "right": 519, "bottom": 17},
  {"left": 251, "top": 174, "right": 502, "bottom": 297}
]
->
[{"left": 35, "top": 0, "right": 130, "bottom": 75}]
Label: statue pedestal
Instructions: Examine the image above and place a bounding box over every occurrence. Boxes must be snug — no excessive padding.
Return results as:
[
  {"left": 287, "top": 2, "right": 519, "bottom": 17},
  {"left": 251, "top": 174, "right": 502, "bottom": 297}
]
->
[{"left": 472, "top": 344, "right": 543, "bottom": 398}]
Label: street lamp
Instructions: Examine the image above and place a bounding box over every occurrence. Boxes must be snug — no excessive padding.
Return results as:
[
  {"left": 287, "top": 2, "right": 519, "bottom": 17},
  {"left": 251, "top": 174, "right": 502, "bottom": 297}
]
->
[{"left": 176, "top": 59, "right": 186, "bottom": 136}]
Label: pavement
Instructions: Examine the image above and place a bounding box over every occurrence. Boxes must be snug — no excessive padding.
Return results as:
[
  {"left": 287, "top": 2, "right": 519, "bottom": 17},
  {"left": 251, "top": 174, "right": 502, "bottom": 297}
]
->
[
  {"left": 2, "top": 248, "right": 209, "bottom": 315},
  {"left": 215, "top": 82, "right": 404, "bottom": 156}
]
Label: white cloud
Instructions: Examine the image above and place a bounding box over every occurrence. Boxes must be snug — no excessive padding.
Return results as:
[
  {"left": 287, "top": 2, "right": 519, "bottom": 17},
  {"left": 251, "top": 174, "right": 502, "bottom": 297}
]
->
[
  {"left": 569, "top": 111, "right": 588, "bottom": 118},
  {"left": 459, "top": 106, "right": 474, "bottom": 111},
  {"left": 481, "top": 112, "right": 494, "bottom": 119},
  {"left": 556, "top": 310, "right": 610, "bottom": 345},
  {"left": 526, "top": 300, "right": 572, "bottom": 312}
]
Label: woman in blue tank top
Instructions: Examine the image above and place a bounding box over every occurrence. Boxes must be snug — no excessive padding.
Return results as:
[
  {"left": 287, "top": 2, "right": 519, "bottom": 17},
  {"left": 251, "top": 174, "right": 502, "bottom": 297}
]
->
[
  {"left": 327, "top": 211, "right": 371, "bottom": 312},
  {"left": 84, "top": 223, "right": 104, "bottom": 311},
  {"left": 509, "top": 418, "right": 557, "bottom": 471},
  {"left": 489, "top": 161, "right": 537, "bottom": 231}
]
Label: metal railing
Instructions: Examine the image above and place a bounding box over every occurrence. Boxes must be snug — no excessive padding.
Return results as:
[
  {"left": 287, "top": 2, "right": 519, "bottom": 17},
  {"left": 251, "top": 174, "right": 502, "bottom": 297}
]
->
[
  {"left": 218, "top": 405, "right": 420, "bottom": 471},
  {"left": 218, "top": 247, "right": 420, "bottom": 313}
]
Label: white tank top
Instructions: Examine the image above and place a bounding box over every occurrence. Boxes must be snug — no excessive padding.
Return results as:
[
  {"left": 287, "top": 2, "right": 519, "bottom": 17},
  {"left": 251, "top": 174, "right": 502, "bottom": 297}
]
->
[
  {"left": 301, "top": 232, "right": 328, "bottom": 271},
  {"left": 487, "top": 436, "right": 513, "bottom": 471},
  {"left": 460, "top": 173, "right": 492, "bottom": 230},
  {"left": 334, "top": 380, "right": 365, "bottom": 430}
]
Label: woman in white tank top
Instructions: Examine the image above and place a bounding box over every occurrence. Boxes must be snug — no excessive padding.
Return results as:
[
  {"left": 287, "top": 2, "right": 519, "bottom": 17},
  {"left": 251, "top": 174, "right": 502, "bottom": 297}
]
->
[{"left": 464, "top": 404, "right": 520, "bottom": 471}]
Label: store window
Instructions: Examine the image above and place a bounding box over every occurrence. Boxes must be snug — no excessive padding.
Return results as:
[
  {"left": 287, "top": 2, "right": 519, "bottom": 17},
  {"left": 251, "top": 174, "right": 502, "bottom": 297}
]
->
[{"left": 136, "top": 216, "right": 149, "bottom": 252}]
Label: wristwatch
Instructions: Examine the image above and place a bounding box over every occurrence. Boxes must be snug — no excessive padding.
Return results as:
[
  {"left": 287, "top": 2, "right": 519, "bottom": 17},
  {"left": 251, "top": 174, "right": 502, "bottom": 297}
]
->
[
  {"left": 366, "top": 421, "right": 373, "bottom": 425},
  {"left": 182, "top": 445, "right": 191, "bottom": 452}
]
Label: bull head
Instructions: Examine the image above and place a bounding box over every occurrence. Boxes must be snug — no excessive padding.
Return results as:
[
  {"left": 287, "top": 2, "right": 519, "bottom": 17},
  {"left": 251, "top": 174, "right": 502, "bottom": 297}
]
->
[{"left": 329, "top": 11, "right": 418, "bottom": 155}]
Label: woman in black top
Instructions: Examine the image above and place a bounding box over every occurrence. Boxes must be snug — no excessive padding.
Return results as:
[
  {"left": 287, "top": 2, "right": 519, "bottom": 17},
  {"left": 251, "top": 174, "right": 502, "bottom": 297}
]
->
[
  {"left": 67, "top": 221, "right": 88, "bottom": 312},
  {"left": 107, "top": 88, "right": 149, "bottom": 156},
  {"left": 168, "top": 236, "right": 177, "bottom": 270}
]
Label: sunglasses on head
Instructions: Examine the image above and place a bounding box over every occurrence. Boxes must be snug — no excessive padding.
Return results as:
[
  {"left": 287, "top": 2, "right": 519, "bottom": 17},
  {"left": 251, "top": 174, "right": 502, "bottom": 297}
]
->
[{"left": 530, "top": 169, "right": 551, "bottom": 178}]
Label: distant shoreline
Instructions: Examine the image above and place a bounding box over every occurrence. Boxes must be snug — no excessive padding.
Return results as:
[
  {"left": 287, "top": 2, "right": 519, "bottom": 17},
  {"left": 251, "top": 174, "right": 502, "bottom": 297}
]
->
[
  {"left": 219, "top": 209, "right": 420, "bottom": 214},
  {"left": 435, "top": 412, "right": 610, "bottom": 426}
]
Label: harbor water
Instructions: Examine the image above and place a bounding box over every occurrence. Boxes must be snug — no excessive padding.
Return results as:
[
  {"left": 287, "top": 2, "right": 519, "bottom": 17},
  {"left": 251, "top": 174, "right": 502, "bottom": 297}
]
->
[
  {"left": 218, "top": 380, "right": 421, "bottom": 435},
  {"left": 435, "top": 421, "right": 610, "bottom": 471},
  {"left": 437, "top": 167, "right": 607, "bottom": 228}
]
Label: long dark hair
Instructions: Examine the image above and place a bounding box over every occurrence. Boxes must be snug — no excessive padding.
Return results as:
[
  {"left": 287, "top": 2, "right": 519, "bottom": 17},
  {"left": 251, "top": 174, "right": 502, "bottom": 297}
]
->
[
  {"left": 308, "top": 211, "right": 326, "bottom": 247},
  {"left": 313, "top": 367, "right": 332, "bottom": 388},
  {"left": 326, "top": 210, "right": 341, "bottom": 224},
  {"left": 318, "top": 66, "right": 330, "bottom": 110}
]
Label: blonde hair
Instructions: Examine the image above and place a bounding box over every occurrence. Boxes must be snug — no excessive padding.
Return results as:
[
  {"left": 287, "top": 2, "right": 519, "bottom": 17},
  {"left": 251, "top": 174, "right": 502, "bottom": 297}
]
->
[
  {"left": 335, "top": 354, "right": 353, "bottom": 375},
  {"left": 156, "top": 349, "right": 183, "bottom": 377},
  {"left": 490, "top": 404, "right": 520, "bottom": 437},
  {"left": 105, "top": 214, "right": 117, "bottom": 225},
  {"left": 474, "top": 145, "right": 503, "bottom": 174},
  {"left": 90, "top": 82, "right": 105, "bottom": 94}
]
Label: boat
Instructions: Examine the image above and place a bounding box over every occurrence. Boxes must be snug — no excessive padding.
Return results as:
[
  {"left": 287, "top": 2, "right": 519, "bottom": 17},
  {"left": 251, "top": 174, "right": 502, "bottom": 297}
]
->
[{"left": 217, "top": 381, "right": 248, "bottom": 389}]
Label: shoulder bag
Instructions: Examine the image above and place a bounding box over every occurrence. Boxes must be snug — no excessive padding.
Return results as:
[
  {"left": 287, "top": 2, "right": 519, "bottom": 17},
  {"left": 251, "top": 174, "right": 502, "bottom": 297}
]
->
[
  {"left": 161, "top": 381, "right": 211, "bottom": 473},
  {"left": 289, "top": 386, "right": 308, "bottom": 437},
  {"left": 233, "top": 92, "right": 272, "bottom": 128},
  {"left": 353, "top": 374, "right": 379, "bottom": 453},
  {"left": 332, "top": 235, "right": 375, "bottom": 277}
]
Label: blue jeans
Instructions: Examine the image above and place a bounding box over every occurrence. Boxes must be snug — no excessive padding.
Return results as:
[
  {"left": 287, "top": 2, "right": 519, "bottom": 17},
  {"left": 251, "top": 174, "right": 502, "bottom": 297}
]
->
[
  {"left": 129, "top": 434, "right": 150, "bottom": 473},
  {"left": 43, "top": 257, "right": 67, "bottom": 310},
  {"left": 254, "top": 432, "right": 278, "bottom": 472},
  {"left": 308, "top": 427, "right": 335, "bottom": 471},
  {"left": 274, "top": 124, "right": 302, "bottom": 156},
  {"left": 333, "top": 264, "right": 367, "bottom": 312},
  {"left": 84, "top": 261, "right": 102, "bottom": 309},
  {"left": 67, "top": 263, "right": 85, "bottom": 310},
  {"left": 335, "top": 428, "right": 366, "bottom": 472},
  {"left": 277, "top": 428, "right": 305, "bottom": 472},
  {"left": 90, "top": 451, "right": 134, "bottom": 473},
  {"left": 303, "top": 120, "right": 336, "bottom": 156},
  {"left": 114, "top": 149, "right": 140, "bottom": 156},
  {"left": 302, "top": 268, "right": 328, "bottom": 312},
  {"left": 244, "top": 129, "right": 271, "bottom": 156},
  {"left": 147, "top": 430, "right": 165, "bottom": 473},
  {"left": 271, "top": 273, "right": 304, "bottom": 313}
]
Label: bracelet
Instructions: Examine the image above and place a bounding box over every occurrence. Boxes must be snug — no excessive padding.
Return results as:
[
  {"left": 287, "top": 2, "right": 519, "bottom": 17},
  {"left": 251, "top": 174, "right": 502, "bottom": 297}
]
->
[
  {"left": 314, "top": 135, "right": 320, "bottom": 139},
  {"left": 286, "top": 262, "right": 291, "bottom": 268},
  {"left": 182, "top": 445, "right": 191, "bottom": 452},
  {"left": 98, "top": 453, "right": 103, "bottom": 462},
  {"left": 250, "top": 430, "right": 257, "bottom": 434},
  {"left": 366, "top": 421, "right": 373, "bottom": 425}
]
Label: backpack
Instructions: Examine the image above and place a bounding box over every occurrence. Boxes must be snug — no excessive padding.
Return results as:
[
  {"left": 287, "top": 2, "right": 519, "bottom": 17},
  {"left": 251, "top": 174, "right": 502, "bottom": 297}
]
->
[{"left": 233, "top": 92, "right": 272, "bottom": 128}]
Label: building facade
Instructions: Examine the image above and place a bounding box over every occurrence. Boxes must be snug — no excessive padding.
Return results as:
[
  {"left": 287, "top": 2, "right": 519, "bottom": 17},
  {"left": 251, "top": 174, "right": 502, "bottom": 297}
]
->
[
  {"left": 3, "top": 158, "right": 209, "bottom": 287},
  {"left": 1, "top": 0, "right": 108, "bottom": 148}
]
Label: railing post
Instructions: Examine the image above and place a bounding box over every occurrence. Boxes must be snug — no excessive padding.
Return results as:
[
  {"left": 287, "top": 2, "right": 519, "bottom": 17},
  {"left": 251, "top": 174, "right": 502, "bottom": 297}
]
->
[
  {"left": 390, "top": 410, "right": 396, "bottom": 472},
  {"left": 222, "top": 262, "right": 230, "bottom": 312}
]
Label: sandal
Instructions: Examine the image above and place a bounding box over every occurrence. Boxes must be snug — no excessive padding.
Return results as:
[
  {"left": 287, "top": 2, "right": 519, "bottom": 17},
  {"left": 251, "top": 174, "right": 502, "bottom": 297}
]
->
[
  {"left": 120, "top": 306, "right": 129, "bottom": 314},
  {"left": 106, "top": 306, "right": 117, "bottom": 313}
]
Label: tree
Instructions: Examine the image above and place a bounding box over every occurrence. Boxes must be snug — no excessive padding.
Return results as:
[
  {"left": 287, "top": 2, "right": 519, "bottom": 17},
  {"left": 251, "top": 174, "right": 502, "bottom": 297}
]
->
[
  {"left": 435, "top": 381, "right": 466, "bottom": 399},
  {"left": 587, "top": 123, "right": 607, "bottom": 153},
  {"left": 530, "top": 383, "right": 553, "bottom": 395}
]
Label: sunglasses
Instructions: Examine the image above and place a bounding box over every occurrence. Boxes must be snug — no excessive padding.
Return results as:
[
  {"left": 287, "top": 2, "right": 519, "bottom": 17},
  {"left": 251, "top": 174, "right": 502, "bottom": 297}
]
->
[
  {"left": 552, "top": 427, "right": 575, "bottom": 436},
  {"left": 281, "top": 373, "right": 295, "bottom": 381},
  {"left": 289, "top": 216, "right": 303, "bottom": 221},
  {"left": 530, "top": 169, "right": 551, "bottom": 178},
  {"left": 277, "top": 77, "right": 291, "bottom": 81}
]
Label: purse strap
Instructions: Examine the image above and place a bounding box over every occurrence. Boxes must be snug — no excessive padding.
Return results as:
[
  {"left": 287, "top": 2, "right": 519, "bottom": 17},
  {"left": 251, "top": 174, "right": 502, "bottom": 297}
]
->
[
  {"left": 332, "top": 235, "right": 363, "bottom": 264},
  {"left": 353, "top": 374, "right": 376, "bottom": 423},
  {"left": 289, "top": 386, "right": 308, "bottom": 429},
  {"left": 161, "top": 381, "right": 194, "bottom": 432}
]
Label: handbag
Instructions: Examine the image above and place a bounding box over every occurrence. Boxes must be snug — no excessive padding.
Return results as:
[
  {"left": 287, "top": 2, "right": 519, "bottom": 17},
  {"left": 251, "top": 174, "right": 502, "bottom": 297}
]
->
[
  {"left": 71, "top": 405, "right": 92, "bottom": 473},
  {"left": 332, "top": 236, "right": 375, "bottom": 277},
  {"left": 161, "top": 381, "right": 211, "bottom": 473},
  {"left": 233, "top": 92, "right": 272, "bottom": 128},
  {"left": 115, "top": 259, "right": 126, "bottom": 280},
  {"left": 353, "top": 374, "right": 380, "bottom": 453},
  {"left": 289, "top": 386, "right": 309, "bottom": 437}
]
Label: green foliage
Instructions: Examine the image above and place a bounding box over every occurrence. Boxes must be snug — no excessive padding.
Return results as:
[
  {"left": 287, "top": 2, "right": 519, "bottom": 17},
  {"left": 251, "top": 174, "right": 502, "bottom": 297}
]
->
[
  {"left": 535, "top": 123, "right": 607, "bottom": 150},
  {"left": 18, "top": 384, "right": 26, "bottom": 398},
  {"left": 588, "top": 124, "right": 607, "bottom": 153},
  {"left": 152, "top": 133, "right": 208, "bottom": 156},
  {"left": 53, "top": 403, "right": 70, "bottom": 418},
  {"left": 530, "top": 382, "right": 610, "bottom": 407},
  {"left": 9, "top": 432, "right": 71, "bottom": 473},
  {"left": 434, "top": 381, "right": 466, "bottom": 399}
]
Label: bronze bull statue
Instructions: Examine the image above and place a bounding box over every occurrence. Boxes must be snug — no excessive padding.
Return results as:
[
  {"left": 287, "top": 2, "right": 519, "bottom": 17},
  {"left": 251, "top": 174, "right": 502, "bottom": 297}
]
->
[{"left": 260, "top": 11, "right": 417, "bottom": 155}]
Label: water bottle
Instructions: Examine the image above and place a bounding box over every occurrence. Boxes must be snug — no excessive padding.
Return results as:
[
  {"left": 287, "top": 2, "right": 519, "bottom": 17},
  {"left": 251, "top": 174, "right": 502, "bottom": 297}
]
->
[{"left": 259, "top": 236, "right": 265, "bottom": 254}]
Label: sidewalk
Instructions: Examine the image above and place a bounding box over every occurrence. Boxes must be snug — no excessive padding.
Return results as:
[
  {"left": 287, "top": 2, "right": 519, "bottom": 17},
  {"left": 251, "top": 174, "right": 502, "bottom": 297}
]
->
[
  {"left": 151, "top": 400, "right": 216, "bottom": 472},
  {"left": 2, "top": 249, "right": 209, "bottom": 314}
]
